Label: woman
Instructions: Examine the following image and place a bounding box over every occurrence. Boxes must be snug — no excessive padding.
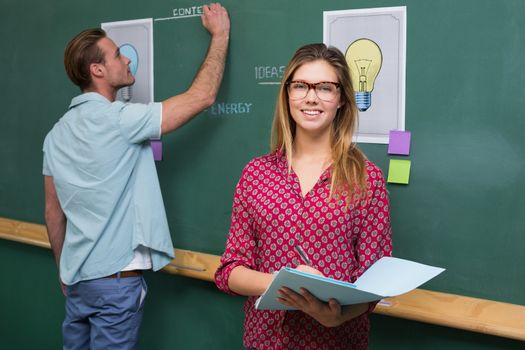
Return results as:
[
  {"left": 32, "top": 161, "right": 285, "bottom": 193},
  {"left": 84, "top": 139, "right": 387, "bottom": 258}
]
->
[{"left": 215, "top": 43, "right": 392, "bottom": 350}]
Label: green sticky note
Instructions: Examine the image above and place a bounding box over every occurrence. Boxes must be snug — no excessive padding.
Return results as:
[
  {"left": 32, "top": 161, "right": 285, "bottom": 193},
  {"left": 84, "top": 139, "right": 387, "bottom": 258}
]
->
[{"left": 388, "top": 159, "right": 411, "bottom": 184}]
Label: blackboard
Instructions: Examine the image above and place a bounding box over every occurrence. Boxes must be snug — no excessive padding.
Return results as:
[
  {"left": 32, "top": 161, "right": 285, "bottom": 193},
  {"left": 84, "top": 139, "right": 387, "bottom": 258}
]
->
[
  {"left": 1, "top": 0, "right": 525, "bottom": 349},
  {"left": 129, "top": 0, "right": 525, "bottom": 304}
]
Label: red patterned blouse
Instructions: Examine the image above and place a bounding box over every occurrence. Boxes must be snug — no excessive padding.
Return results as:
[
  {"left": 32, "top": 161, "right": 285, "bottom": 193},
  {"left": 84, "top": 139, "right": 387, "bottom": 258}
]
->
[{"left": 215, "top": 150, "right": 392, "bottom": 350}]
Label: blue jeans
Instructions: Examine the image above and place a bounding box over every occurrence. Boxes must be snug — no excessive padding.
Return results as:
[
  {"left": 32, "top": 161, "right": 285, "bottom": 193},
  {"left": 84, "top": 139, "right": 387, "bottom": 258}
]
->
[{"left": 63, "top": 275, "right": 147, "bottom": 350}]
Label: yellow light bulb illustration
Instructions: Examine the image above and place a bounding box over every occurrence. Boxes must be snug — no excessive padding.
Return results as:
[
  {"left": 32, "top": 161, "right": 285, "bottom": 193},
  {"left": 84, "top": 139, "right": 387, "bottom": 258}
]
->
[{"left": 345, "top": 38, "right": 383, "bottom": 112}]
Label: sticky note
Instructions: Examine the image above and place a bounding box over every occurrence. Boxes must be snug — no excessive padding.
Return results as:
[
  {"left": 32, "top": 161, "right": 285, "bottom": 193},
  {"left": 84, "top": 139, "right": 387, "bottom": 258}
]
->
[
  {"left": 151, "top": 140, "right": 163, "bottom": 161},
  {"left": 387, "top": 159, "right": 411, "bottom": 184},
  {"left": 388, "top": 130, "right": 411, "bottom": 155}
]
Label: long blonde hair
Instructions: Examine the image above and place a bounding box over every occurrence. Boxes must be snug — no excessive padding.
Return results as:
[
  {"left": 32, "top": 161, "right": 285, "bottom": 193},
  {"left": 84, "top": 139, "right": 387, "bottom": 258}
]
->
[{"left": 271, "top": 43, "right": 367, "bottom": 201}]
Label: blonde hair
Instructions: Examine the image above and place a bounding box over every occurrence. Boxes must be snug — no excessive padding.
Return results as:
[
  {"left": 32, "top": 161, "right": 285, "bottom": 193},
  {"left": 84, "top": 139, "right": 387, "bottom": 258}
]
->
[{"left": 271, "top": 43, "right": 367, "bottom": 201}]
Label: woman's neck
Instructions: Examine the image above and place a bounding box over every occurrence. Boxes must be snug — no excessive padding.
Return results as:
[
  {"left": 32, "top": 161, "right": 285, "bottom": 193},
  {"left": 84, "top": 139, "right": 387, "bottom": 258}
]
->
[
  {"left": 291, "top": 130, "right": 333, "bottom": 197},
  {"left": 293, "top": 129, "right": 332, "bottom": 163}
]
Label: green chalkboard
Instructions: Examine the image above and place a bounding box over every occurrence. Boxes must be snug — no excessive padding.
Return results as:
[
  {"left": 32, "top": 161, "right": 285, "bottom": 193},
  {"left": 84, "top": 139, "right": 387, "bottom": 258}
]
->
[
  {"left": 1, "top": 0, "right": 525, "bottom": 349},
  {"left": 154, "top": 0, "right": 525, "bottom": 306}
]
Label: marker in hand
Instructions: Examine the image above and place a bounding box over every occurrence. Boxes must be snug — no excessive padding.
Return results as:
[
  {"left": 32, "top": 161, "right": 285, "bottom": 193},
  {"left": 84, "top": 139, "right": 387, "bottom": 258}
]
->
[{"left": 294, "top": 245, "right": 312, "bottom": 266}]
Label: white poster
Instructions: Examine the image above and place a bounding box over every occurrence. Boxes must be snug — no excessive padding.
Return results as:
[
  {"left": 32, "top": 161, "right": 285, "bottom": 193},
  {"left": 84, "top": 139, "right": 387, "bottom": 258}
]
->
[
  {"left": 324, "top": 7, "right": 406, "bottom": 144},
  {"left": 102, "top": 18, "right": 154, "bottom": 104}
]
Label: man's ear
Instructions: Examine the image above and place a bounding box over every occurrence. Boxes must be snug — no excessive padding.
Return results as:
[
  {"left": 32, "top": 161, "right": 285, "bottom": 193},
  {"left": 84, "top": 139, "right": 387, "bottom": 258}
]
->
[{"left": 90, "top": 63, "right": 104, "bottom": 78}]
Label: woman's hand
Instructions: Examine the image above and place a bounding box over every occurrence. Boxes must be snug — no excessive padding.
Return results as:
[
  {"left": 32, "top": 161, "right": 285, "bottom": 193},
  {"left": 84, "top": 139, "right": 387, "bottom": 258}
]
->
[
  {"left": 277, "top": 266, "right": 370, "bottom": 327},
  {"left": 294, "top": 264, "right": 324, "bottom": 276},
  {"left": 277, "top": 265, "right": 345, "bottom": 326},
  {"left": 277, "top": 287, "right": 346, "bottom": 327}
]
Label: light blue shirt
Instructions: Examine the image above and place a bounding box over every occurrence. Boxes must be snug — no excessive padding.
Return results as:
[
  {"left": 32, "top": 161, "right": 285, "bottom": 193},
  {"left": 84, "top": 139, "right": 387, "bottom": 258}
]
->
[{"left": 43, "top": 92, "right": 174, "bottom": 285}]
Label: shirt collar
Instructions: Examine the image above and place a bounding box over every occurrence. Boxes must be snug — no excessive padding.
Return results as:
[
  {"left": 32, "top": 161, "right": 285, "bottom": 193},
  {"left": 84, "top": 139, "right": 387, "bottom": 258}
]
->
[
  {"left": 69, "top": 92, "right": 111, "bottom": 109},
  {"left": 273, "top": 148, "right": 291, "bottom": 176},
  {"left": 319, "top": 166, "right": 332, "bottom": 183},
  {"left": 273, "top": 148, "right": 333, "bottom": 183}
]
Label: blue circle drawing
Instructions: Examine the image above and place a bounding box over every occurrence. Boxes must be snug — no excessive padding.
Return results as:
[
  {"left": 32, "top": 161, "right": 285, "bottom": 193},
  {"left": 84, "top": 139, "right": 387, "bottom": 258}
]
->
[{"left": 120, "top": 44, "right": 139, "bottom": 76}]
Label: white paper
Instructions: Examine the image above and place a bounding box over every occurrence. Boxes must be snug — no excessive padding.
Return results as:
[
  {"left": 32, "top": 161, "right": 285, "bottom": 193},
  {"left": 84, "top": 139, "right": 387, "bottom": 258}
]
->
[{"left": 354, "top": 257, "right": 445, "bottom": 296}]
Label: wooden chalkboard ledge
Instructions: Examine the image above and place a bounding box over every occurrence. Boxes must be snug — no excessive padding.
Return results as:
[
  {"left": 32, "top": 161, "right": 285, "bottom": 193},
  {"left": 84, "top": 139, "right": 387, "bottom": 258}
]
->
[
  {"left": 1, "top": 216, "right": 524, "bottom": 342},
  {"left": 0, "top": 216, "right": 220, "bottom": 282}
]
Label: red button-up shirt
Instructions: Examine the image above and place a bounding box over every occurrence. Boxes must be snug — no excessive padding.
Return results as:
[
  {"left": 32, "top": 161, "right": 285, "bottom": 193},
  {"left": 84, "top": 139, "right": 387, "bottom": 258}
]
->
[{"left": 215, "top": 151, "right": 392, "bottom": 350}]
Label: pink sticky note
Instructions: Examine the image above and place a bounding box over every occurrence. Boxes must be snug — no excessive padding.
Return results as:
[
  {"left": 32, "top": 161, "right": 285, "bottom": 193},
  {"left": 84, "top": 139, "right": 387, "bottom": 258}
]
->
[
  {"left": 151, "top": 140, "right": 163, "bottom": 161},
  {"left": 388, "top": 130, "right": 411, "bottom": 155}
]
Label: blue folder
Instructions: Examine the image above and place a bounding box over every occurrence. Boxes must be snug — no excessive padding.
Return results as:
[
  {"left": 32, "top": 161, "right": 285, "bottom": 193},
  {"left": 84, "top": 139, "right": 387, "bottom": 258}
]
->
[{"left": 255, "top": 257, "right": 445, "bottom": 310}]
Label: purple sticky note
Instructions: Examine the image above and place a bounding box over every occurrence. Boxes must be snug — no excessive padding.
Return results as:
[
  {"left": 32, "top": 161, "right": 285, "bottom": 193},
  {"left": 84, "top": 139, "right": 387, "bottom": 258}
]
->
[
  {"left": 388, "top": 130, "right": 411, "bottom": 155},
  {"left": 151, "top": 140, "right": 163, "bottom": 161}
]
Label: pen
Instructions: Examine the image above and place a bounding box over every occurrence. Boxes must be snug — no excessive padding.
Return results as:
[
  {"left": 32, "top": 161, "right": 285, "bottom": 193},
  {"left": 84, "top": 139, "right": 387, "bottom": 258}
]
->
[{"left": 294, "top": 245, "right": 312, "bottom": 266}]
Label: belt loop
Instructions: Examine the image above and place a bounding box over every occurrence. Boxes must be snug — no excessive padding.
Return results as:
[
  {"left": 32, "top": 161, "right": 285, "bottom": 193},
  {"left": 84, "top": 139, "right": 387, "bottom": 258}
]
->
[{"left": 117, "top": 271, "right": 121, "bottom": 282}]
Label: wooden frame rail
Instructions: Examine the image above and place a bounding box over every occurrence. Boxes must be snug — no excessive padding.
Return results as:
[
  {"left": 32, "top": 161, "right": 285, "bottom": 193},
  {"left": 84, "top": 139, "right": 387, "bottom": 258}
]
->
[{"left": 1, "top": 216, "right": 524, "bottom": 341}]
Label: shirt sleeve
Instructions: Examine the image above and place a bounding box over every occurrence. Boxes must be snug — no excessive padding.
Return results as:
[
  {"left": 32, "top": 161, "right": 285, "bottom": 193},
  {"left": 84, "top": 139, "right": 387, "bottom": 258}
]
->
[
  {"left": 118, "top": 102, "right": 162, "bottom": 144},
  {"left": 42, "top": 135, "right": 52, "bottom": 176},
  {"left": 43, "top": 153, "right": 51, "bottom": 176},
  {"left": 351, "top": 162, "right": 393, "bottom": 282},
  {"left": 215, "top": 164, "right": 257, "bottom": 295}
]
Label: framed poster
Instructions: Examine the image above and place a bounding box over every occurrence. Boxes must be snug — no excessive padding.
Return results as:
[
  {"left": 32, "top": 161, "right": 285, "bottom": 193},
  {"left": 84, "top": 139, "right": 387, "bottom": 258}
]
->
[{"left": 324, "top": 7, "right": 406, "bottom": 144}]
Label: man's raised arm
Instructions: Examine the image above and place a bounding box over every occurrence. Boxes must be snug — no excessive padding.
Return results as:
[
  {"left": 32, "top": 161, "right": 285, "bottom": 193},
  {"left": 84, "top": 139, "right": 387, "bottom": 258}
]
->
[{"left": 161, "top": 3, "right": 230, "bottom": 134}]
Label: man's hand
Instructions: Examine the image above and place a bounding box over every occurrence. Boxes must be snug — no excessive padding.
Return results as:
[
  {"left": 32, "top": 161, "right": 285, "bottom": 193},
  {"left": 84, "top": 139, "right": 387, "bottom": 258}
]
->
[
  {"left": 201, "top": 3, "right": 230, "bottom": 38},
  {"left": 60, "top": 280, "right": 67, "bottom": 297}
]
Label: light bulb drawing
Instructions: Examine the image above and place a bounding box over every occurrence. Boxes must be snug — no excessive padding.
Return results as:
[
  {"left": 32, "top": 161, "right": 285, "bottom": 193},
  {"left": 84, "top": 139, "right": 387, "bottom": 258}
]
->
[
  {"left": 119, "top": 43, "right": 139, "bottom": 102},
  {"left": 345, "top": 38, "right": 383, "bottom": 112}
]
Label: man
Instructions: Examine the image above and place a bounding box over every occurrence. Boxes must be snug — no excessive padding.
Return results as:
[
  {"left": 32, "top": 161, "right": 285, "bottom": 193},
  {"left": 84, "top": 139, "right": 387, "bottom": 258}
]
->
[{"left": 43, "top": 3, "right": 229, "bottom": 349}]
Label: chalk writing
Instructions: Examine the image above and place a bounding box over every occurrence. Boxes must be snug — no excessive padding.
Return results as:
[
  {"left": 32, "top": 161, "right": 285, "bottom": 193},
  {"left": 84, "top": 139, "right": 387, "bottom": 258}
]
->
[
  {"left": 255, "top": 65, "right": 285, "bottom": 82},
  {"left": 155, "top": 5, "right": 203, "bottom": 21},
  {"left": 173, "top": 6, "right": 203, "bottom": 18},
  {"left": 208, "top": 102, "right": 253, "bottom": 117}
]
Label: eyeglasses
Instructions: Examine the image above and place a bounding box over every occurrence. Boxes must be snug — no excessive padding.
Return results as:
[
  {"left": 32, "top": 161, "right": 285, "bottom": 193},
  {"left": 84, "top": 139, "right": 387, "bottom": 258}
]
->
[{"left": 287, "top": 80, "right": 340, "bottom": 102}]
